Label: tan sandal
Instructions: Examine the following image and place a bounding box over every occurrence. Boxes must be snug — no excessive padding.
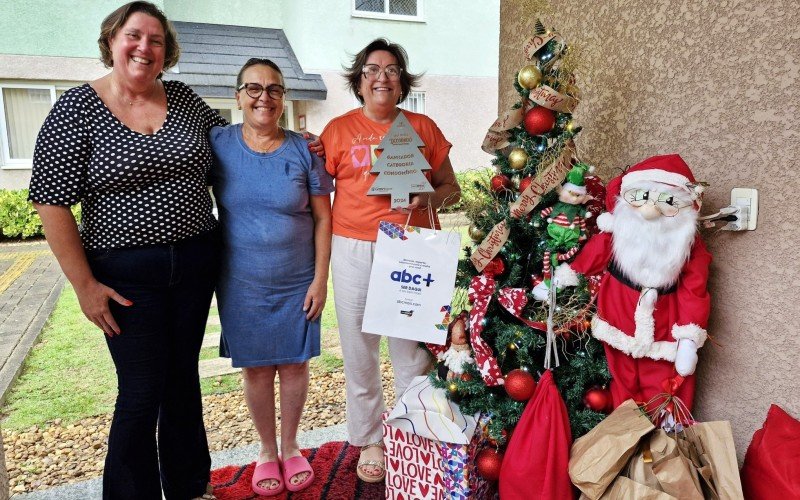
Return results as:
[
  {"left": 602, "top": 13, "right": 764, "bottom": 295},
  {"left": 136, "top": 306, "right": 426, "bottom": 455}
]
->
[{"left": 356, "top": 441, "right": 386, "bottom": 483}]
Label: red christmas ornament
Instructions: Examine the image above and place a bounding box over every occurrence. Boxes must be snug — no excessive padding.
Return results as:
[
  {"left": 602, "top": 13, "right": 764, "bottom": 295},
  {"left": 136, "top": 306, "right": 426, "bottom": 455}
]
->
[
  {"left": 583, "top": 385, "right": 612, "bottom": 413},
  {"left": 518, "top": 176, "right": 533, "bottom": 193},
  {"left": 483, "top": 256, "right": 505, "bottom": 277},
  {"left": 460, "top": 372, "right": 473, "bottom": 382},
  {"left": 490, "top": 174, "right": 512, "bottom": 193},
  {"left": 504, "top": 369, "right": 536, "bottom": 401},
  {"left": 476, "top": 448, "right": 504, "bottom": 481},
  {"left": 524, "top": 106, "right": 556, "bottom": 136}
]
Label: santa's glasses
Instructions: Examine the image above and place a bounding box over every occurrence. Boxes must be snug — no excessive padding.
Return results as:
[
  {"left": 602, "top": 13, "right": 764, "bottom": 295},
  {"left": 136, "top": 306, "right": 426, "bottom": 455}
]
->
[{"left": 622, "top": 188, "right": 692, "bottom": 217}]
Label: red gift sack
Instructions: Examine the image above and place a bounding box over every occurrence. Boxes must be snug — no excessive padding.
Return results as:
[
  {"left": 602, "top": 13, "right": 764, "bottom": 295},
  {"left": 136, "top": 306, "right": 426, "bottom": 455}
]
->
[
  {"left": 499, "top": 370, "right": 574, "bottom": 499},
  {"left": 740, "top": 404, "right": 800, "bottom": 499}
]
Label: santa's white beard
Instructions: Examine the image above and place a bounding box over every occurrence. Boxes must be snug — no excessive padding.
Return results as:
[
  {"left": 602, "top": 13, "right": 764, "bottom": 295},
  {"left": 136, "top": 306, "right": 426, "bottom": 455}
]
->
[
  {"left": 439, "top": 346, "right": 474, "bottom": 374},
  {"left": 610, "top": 200, "right": 698, "bottom": 289}
]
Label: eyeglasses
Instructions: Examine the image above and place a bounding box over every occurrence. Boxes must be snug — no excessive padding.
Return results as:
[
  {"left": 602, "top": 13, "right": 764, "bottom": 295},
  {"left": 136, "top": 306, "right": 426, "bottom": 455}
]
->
[
  {"left": 237, "top": 83, "right": 286, "bottom": 100},
  {"left": 622, "top": 188, "right": 692, "bottom": 217},
  {"left": 362, "top": 64, "right": 403, "bottom": 80}
]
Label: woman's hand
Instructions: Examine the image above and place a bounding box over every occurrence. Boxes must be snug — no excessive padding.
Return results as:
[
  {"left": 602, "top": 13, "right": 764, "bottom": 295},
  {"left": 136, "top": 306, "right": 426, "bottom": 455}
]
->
[
  {"left": 303, "top": 278, "right": 327, "bottom": 321},
  {"left": 74, "top": 279, "right": 132, "bottom": 336},
  {"left": 394, "top": 193, "right": 430, "bottom": 213},
  {"left": 304, "top": 132, "right": 325, "bottom": 157}
]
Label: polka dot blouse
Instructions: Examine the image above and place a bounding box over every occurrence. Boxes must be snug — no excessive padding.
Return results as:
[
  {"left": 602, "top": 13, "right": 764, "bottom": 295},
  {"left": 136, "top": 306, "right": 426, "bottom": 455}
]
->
[{"left": 29, "top": 80, "right": 227, "bottom": 250}]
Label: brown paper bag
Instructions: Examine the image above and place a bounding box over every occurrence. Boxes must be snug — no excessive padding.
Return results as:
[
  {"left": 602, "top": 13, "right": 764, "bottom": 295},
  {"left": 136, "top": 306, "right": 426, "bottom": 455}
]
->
[
  {"left": 625, "top": 429, "right": 704, "bottom": 499},
  {"left": 569, "top": 399, "right": 655, "bottom": 499},
  {"left": 626, "top": 430, "right": 671, "bottom": 490},
  {"left": 682, "top": 421, "right": 745, "bottom": 500},
  {"left": 598, "top": 476, "right": 677, "bottom": 499}
]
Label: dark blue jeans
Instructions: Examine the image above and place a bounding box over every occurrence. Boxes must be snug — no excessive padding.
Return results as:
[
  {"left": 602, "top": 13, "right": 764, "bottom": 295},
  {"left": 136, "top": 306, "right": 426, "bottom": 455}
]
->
[{"left": 86, "top": 229, "right": 220, "bottom": 500}]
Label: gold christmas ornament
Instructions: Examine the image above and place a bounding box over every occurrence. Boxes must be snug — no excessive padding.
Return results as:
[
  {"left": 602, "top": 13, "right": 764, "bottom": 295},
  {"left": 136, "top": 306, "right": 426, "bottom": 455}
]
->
[
  {"left": 508, "top": 147, "right": 529, "bottom": 171},
  {"left": 511, "top": 176, "right": 521, "bottom": 190},
  {"left": 517, "top": 64, "right": 542, "bottom": 89},
  {"left": 468, "top": 224, "right": 486, "bottom": 242}
]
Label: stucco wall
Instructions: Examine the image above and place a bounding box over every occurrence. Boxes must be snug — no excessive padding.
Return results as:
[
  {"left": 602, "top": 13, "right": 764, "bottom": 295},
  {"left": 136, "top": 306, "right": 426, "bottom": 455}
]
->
[
  {"left": 304, "top": 71, "right": 498, "bottom": 171},
  {"left": 500, "top": 0, "right": 799, "bottom": 462}
]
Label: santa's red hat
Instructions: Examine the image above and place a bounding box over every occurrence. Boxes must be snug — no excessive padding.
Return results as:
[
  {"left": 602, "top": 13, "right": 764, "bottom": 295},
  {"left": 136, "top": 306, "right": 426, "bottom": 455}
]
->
[{"left": 597, "top": 154, "right": 703, "bottom": 231}]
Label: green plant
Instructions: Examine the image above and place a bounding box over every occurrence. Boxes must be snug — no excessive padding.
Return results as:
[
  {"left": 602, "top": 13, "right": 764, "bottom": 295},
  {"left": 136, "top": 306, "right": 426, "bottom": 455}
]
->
[
  {"left": 0, "top": 189, "right": 81, "bottom": 239},
  {"left": 440, "top": 168, "right": 493, "bottom": 213}
]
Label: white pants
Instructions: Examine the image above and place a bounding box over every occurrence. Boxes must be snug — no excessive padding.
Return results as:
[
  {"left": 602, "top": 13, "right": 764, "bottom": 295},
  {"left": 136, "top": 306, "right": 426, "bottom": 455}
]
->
[{"left": 331, "top": 235, "right": 431, "bottom": 445}]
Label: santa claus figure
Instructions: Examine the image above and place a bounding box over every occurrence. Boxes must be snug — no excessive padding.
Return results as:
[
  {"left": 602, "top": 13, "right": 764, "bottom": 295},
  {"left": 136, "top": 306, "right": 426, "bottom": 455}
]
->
[
  {"left": 437, "top": 312, "right": 475, "bottom": 380},
  {"left": 555, "top": 154, "right": 710, "bottom": 410}
]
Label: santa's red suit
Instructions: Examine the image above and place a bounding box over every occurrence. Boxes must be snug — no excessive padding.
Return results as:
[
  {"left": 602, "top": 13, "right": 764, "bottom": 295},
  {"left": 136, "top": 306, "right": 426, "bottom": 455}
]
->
[{"left": 557, "top": 155, "right": 711, "bottom": 410}]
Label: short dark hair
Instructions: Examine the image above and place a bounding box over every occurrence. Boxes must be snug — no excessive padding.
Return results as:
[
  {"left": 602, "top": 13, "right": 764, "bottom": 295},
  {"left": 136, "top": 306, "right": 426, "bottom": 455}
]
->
[
  {"left": 236, "top": 58, "right": 285, "bottom": 88},
  {"left": 98, "top": 1, "right": 180, "bottom": 71},
  {"left": 344, "top": 38, "right": 420, "bottom": 105}
]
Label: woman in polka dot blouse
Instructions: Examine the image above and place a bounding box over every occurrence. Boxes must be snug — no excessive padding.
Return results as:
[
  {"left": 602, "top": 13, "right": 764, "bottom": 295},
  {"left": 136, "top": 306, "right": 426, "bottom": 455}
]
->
[{"left": 29, "top": 2, "right": 221, "bottom": 499}]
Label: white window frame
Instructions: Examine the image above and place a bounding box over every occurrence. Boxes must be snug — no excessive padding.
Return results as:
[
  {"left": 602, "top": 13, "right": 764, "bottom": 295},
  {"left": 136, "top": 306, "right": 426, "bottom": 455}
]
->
[
  {"left": 398, "top": 91, "right": 425, "bottom": 114},
  {"left": 204, "top": 97, "right": 295, "bottom": 130},
  {"left": 0, "top": 83, "right": 70, "bottom": 170},
  {"left": 351, "top": 0, "right": 424, "bottom": 22}
]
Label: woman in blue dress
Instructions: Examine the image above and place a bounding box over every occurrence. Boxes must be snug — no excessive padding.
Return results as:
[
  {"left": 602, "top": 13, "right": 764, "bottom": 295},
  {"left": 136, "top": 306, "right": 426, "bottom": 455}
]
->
[{"left": 210, "top": 58, "right": 333, "bottom": 497}]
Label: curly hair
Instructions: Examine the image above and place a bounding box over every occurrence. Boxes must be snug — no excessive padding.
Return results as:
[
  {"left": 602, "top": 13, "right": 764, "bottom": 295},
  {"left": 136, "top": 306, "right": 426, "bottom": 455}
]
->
[
  {"left": 97, "top": 1, "right": 180, "bottom": 72},
  {"left": 343, "top": 38, "right": 421, "bottom": 105}
]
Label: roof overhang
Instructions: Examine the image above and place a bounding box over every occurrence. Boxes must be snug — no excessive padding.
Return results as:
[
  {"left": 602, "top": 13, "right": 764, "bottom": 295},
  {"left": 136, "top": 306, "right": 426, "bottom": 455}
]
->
[{"left": 164, "top": 22, "right": 326, "bottom": 101}]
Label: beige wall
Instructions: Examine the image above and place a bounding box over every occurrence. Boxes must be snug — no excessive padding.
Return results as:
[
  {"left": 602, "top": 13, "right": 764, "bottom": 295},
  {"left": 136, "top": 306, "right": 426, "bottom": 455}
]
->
[
  {"left": 304, "top": 71, "right": 498, "bottom": 172},
  {"left": 500, "top": 0, "right": 799, "bottom": 461}
]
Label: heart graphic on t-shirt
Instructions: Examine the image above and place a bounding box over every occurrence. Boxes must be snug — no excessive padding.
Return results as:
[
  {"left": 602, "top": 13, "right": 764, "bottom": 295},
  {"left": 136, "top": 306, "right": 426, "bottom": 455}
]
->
[{"left": 350, "top": 144, "right": 371, "bottom": 168}]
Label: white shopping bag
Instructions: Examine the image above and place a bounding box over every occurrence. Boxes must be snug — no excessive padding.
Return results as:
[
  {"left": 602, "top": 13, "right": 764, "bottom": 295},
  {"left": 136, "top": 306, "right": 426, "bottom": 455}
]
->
[{"left": 363, "top": 221, "right": 460, "bottom": 344}]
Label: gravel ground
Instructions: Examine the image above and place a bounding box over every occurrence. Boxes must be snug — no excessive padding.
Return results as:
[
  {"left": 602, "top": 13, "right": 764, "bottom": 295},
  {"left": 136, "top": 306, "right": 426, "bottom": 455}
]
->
[{"left": 3, "top": 364, "right": 397, "bottom": 495}]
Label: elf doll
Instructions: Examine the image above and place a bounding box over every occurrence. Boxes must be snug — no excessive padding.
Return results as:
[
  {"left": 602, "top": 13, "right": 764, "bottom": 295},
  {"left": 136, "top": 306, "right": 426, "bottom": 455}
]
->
[
  {"left": 555, "top": 154, "right": 711, "bottom": 410},
  {"left": 532, "top": 163, "right": 594, "bottom": 301}
]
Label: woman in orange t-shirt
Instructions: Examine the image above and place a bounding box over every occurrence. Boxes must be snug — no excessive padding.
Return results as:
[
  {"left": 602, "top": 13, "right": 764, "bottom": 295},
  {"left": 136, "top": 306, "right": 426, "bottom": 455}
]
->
[{"left": 320, "top": 38, "right": 460, "bottom": 483}]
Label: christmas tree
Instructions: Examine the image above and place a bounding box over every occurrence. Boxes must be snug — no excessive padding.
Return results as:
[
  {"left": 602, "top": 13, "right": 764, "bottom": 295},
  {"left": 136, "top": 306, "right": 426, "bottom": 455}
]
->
[
  {"left": 426, "top": 19, "right": 611, "bottom": 447},
  {"left": 367, "top": 112, "right": 434, "bottom": 208}
]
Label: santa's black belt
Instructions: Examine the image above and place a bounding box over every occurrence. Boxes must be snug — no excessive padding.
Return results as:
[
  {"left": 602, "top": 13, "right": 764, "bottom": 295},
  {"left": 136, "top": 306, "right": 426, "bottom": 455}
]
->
[{"left": 607, "top": 261, "right": 678, "bottom": 295}]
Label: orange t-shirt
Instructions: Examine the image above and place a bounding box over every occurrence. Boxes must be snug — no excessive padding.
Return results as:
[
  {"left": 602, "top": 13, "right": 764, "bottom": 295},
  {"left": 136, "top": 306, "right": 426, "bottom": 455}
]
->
[{"left": 320, "top": 108, "right": 452, "bottom": 241}]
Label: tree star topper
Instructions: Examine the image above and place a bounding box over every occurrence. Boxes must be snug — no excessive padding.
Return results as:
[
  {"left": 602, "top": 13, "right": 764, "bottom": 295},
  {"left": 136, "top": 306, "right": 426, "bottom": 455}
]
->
[{"left": 367, "top": 112, "right": 435, "bottom": 208}]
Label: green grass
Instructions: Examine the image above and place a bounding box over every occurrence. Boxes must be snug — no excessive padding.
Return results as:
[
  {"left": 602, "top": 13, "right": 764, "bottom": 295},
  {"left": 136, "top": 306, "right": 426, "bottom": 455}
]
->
[
  {"left": 1, "top": 284, "right": 116, "bottom": 429},
  {"left": 199, "top": 346, "right": 219, "bottom": 361},
  {"left": 200, "top": 373, "right": 241, "bottom": 395},
  {"left": 309, "top": 350, "right": 344, "bottom": 373}
]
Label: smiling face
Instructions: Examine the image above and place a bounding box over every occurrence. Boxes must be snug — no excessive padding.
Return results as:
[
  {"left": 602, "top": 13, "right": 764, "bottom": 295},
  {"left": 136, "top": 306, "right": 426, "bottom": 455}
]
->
[
  {"left": 358, "top": 50, "right": 403, "bottom": 113},
  {"left": 236, "top": 64, "right": 285, "bottom": 130},
  {"left": 108, "top": 12, "right": 166, "bottom": 84}
]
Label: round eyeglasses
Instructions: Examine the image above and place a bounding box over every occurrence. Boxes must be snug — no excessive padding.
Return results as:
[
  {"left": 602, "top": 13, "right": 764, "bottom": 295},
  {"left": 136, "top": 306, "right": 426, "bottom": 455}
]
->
[
  {"left": 622, "top": 188, "right": 692, "bottom": 217},
  {"left": 237, "top": 83, "right": 286, "bottom": 100},
  {"left": 362, "top": 64, "right": 402, "bottom": 80}
]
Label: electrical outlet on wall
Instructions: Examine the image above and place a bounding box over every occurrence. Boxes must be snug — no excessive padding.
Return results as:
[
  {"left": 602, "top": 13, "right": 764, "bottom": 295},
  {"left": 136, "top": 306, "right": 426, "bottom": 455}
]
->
[{"left": 724, "top": 188, "right": 758, "bottom": 231}]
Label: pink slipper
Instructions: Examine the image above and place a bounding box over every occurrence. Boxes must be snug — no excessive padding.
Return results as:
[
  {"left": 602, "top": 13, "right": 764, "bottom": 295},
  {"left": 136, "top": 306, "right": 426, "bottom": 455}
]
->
[
  {"left": 252, "top": 460, "right": 284, "bottom": 497},
  {"left": 283, "top": 455, "right": 315, "bottom": 492}
]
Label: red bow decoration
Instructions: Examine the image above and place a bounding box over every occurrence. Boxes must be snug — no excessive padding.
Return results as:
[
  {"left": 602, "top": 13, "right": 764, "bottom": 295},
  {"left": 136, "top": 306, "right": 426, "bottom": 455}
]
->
[
  {"left": 498, "top": 288, "right": 547, "bottom": 330},
  {"left": 468, "top": 274, "right": 505, "bottom": 386}
]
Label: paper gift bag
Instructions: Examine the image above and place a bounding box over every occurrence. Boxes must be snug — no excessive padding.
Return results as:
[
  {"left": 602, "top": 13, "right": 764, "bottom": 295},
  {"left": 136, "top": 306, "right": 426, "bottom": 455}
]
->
[
  {"left": 569, "top": 399, "right": 655, "bottom": 499},
  {"left": 363, "top": 222, "right": 460, "bottom": 344},
  {"left": 594, "top": 476, "right": 677, "bottom": 500},
  {"left": 383, "top": 376, "right": 494, "bottom": 499},
  {"left": 681, "top": 421, "right": 744, "bottom": 500}
]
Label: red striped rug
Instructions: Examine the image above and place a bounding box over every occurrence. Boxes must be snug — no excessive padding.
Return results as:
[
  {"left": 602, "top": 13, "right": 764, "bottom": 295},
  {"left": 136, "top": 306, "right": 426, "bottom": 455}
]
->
[{"left": 211, "top": 441, "right": 385, "bottom": 499}]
